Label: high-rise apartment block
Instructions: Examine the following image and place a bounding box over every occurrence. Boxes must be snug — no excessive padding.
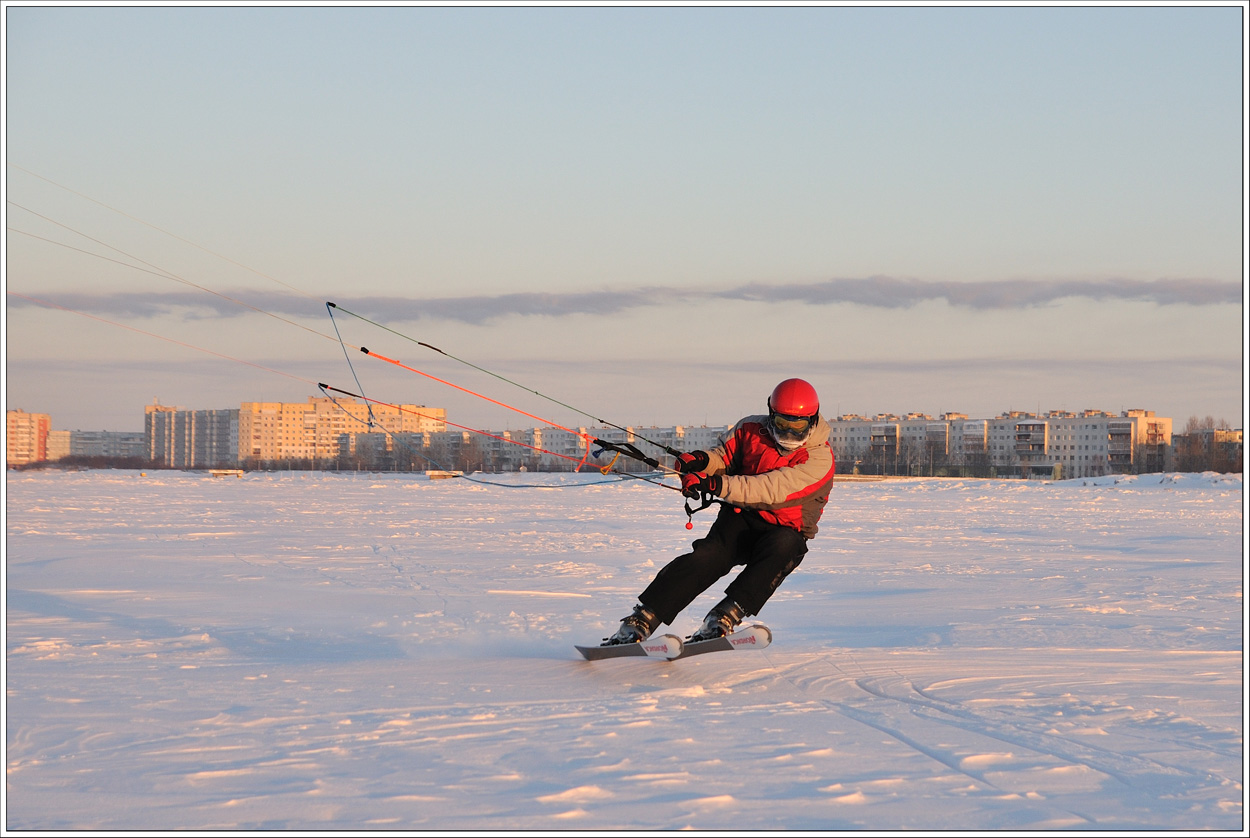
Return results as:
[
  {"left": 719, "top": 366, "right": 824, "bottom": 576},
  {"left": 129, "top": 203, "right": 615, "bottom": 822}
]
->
[
  {"left": 6, "top": 409, "right": 50, "bottom": 466},
  {"left": 146, "top": 404, "right": 240, "bottom": 468},
  {"left": 238, "top": 397, "right": 447, "bottom": 464}
]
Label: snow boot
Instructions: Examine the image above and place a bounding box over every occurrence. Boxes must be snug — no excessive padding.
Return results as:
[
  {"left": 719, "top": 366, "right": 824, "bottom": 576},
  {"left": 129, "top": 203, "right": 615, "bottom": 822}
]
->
[
  {"left": 689, "top": 597, "right": 745, "bottom": 642},
  {"left": 602, "top": 604, "right": 660, "bottom": 646}
]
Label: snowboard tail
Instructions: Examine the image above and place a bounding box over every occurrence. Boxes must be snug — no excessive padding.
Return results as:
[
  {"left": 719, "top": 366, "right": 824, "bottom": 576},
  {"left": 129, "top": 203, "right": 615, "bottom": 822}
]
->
[{"left": 576, "top": 633, "right": 684, "bottom": 661}]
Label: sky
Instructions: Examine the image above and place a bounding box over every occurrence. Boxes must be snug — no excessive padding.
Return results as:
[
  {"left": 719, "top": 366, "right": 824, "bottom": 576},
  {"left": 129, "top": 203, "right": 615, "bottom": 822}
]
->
[{"left": 4, "top": 3, "right": 1246, "bottom": 434}]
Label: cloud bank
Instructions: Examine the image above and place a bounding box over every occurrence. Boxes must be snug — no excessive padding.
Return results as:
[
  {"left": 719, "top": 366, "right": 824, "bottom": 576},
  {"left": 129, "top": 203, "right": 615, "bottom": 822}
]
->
[
  {"left": 10, "top": 276, "right": 1241, "bottom": 324},
  {"left": 715, "top": 276, "right": 1242, "bottom": 309}
]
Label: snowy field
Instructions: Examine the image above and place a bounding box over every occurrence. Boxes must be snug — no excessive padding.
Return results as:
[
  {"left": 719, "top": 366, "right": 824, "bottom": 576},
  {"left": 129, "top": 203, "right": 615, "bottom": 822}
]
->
[{"left": 4, "top": 468, "right": 1244, "bottom": 831}]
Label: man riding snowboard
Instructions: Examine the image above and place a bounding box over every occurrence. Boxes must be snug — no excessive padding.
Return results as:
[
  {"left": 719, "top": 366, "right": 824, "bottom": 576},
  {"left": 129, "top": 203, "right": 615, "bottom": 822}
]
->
[{"left": 603, "top": 377, "right": 835, "bottom": 646}]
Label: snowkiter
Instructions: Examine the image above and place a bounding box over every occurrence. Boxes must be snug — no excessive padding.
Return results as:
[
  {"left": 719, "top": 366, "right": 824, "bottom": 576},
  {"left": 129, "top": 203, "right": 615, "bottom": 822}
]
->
[{"left": 604, "top": 378, "right": 835, "bottom": 645}]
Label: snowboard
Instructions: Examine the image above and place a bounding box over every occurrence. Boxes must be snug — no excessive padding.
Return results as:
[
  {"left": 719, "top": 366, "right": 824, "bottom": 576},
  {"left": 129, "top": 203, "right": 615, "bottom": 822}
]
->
[
  {"left": 575, "top": 633, "right": 684, "bottom": 661},
  {"left": 575, "top": 624, "right": 771, "bottom": 661},
  {"left": 676, "top": 623, "right": 771, "bottom": 659}
]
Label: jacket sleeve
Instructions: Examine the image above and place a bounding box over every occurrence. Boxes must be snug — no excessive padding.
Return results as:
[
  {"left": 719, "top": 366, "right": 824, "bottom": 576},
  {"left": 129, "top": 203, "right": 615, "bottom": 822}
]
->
[
  {"left": 702, "top": 417, "right": 835, "bottom": 510},
  {"left": 719, "top": 444, "right": 834, "bottom": 509}
]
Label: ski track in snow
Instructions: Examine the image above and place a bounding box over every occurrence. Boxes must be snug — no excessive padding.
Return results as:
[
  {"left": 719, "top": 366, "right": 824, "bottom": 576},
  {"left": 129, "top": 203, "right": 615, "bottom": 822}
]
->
[{"left": 4, "top": 470, "right": 1243, "bottom": 830}]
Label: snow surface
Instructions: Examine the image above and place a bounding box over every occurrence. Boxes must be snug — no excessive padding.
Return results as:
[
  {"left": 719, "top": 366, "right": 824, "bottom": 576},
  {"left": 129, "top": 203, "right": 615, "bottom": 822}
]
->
[{"left": 4, "top": 469, "right": 1244, "bottom": 831}]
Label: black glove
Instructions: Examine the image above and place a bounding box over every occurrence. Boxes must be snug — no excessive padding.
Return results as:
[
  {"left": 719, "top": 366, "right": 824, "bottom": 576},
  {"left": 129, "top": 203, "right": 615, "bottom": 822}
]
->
[
  {"left": 673, "top": 450, "right": 709, "bottom": 474},
  {"left": 681, "top": 472, "right": 722, "bottom": 498}
]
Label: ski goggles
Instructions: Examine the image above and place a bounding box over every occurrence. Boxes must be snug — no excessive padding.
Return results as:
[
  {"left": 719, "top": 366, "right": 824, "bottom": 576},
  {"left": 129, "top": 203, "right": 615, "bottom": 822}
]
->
[{"left": 770, "top": 412, "right": 814, "bottom": 437}]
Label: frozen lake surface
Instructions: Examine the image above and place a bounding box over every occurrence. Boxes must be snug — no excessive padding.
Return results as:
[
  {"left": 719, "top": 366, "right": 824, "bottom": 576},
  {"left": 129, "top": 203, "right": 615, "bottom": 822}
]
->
[{"left": 5, "top": 469, "right": 1243, "bottom": 831}]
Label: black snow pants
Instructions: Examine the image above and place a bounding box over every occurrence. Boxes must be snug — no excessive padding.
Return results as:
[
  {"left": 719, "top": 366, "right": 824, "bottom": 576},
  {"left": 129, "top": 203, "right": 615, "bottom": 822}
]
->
[{"left": 639, "top": 504, "right": 809, "bottom": 626}]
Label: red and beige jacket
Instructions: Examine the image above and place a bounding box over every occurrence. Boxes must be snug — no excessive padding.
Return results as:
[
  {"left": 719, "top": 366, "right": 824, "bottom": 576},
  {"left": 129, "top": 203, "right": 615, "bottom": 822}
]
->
[{"left": 702, "top": 415, "right": 835, "bottom": 539}]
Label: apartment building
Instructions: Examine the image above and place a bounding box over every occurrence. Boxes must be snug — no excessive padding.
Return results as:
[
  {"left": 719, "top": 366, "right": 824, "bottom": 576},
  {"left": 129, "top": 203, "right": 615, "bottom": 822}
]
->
[
  {"left": 22, "top": 421, "right": 146, "bottom": 464},
  {"left": 6, "top": 409, "right": 51, "bottom": 466},
  {"left": 957, "top": 418, "right": 989, "bottom": 459},
  {"left": 239, "top": 397, "right": 447, "bottom": 463},
  {"left": 827, "top": 415, "right": 874, "bottom": 459},
  {"left": 47, "top": 429, "right": 72, "bottom": 461},
  {"left": 680, "top": 425, "right": 731, "bottom": 453},
  {"left": 344, "top": 426, "right": 575, "bottom": 472},
  {"left": 827, "top": 409, "right": 1172, "bottom": 477},
  {"left": 68, "top": 430, "right": 147, "bottom": 460},
  {"left": 987, "top": 409, "right": 1169, "bottom": 477},
  {"left": 582, "top": 425, "right": 733, "bottom": 473},
  {"left": 828, "top": 412, "right": 962, "bottom": 472},
  {"left": 1173, "top": 426, "right": 1243, "bottom": 472},
  {"left": 340, "top": 424, "right": 733, "bottom": 473},
  {"left": 512, "top": 426, "right": 595, "bottom": 471},
  {"left": 146, "top": 404, "right": 240, "bottom": 468}
]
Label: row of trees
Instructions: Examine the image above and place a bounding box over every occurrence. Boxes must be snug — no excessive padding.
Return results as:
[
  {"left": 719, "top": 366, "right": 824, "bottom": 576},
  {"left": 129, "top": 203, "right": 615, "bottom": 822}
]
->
[{"left": 844, "top": 444, "right": 1019, "bottom": 478}]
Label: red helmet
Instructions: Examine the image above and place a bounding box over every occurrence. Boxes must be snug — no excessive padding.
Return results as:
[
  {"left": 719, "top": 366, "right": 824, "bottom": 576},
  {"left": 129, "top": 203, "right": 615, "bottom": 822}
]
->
[{"left": 768, "top": 378, "right": 819, "bottom": 418}]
